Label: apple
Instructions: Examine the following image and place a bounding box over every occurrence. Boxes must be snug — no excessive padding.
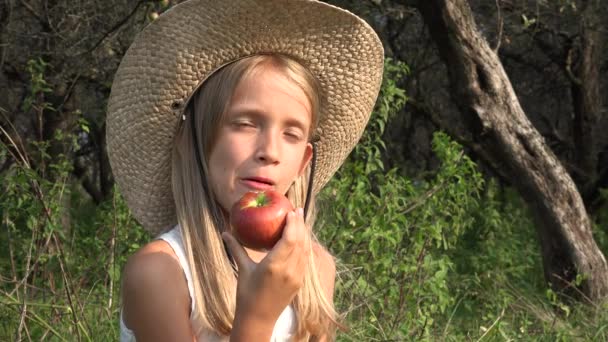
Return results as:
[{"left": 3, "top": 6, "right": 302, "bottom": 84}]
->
[{"left": 230, "top": 190, "right": 293, "bottom": 250}]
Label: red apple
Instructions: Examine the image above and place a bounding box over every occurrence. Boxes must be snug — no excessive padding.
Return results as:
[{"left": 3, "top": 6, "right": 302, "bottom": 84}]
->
[{"left": 230, "top": 190, "right": 293, "bottom": 250}]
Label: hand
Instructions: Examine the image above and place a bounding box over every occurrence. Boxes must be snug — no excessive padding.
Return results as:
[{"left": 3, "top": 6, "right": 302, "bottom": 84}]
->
[{"left": 223, "top": 208, "right": 310, "bottom": 335}]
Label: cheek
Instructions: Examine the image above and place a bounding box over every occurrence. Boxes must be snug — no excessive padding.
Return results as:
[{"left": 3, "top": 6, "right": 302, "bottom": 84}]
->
[
  {"left": 209, "top": 135, "right": 249, "bottom": 182},
  {"left": 288, "top": 146, "right": 309, "bottom": 174}
]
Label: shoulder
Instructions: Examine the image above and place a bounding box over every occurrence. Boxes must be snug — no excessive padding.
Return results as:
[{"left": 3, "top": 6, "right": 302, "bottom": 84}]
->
[
  {"left": 121, "top": 240, "right": 193, "bottom": 339},
  {"left": 122, "top": 239, "right": 184, "bottom": 290},
  {"left": 312, "top": 242, "right": 336, "bottom": 296},
  {"left": 312, "top": 243, "right": 335, "bottom": 273}
]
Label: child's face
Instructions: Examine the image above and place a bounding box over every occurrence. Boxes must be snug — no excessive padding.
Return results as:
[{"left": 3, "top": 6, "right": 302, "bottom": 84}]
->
[{"left": 208, "top": 65, "right": 313, "bottom": 213}]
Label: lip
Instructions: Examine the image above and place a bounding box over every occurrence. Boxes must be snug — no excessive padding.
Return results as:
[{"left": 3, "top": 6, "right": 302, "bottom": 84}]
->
[{"left": 241, "top": 177, "right": 275, "bottom": 191}]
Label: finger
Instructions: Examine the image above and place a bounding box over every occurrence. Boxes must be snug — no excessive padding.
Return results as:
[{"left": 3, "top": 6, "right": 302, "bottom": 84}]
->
[
  {"left": 221, "top": 231, "right": 253, "bottom": 271},
  {"left": 288, "top": 208, "right": 306, "bottom": 241},
  {"left": 282, "top": 209, "right": 303, "bottom": 247},
  {"left": 266, "top": 211, "right": 298, "bottom": 260},
  {"left": 271, "top": 208, "right": 307, "bottom": 259}
]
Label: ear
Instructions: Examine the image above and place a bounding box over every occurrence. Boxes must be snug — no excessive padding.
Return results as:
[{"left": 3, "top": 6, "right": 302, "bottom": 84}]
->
[{"left": 298, "top": 142, "right": 313, "bottom": 177}]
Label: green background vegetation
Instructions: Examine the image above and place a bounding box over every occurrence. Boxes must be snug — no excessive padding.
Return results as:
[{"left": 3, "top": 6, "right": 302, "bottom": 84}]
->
[{"left": 2, "top": 58, "right": 608, "bottom": 341}]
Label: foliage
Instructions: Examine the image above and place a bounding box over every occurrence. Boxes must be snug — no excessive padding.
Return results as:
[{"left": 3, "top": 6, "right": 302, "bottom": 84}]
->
[
  {"left": 318, "top": 58, "right": 485, "bottom": 339},
  {"left": 1, "top": 57, "right": 608, "bottom": 341},
  {"left": 0, "top": 142, "right": 149, "bottom": 340},
  {"left": 0, "top": 58, "right": 150, "bottom": 341},
  {"left": 316, "top": 59, "right": 608, "bottom": 341}
]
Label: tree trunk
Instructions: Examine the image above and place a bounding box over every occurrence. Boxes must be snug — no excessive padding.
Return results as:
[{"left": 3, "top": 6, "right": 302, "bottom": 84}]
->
[
  {"left": 411, "top": 0, "right": 608, "bottom": 301},
  {"left": 570, "top": 0, "right": 604, "bottom": 205}
]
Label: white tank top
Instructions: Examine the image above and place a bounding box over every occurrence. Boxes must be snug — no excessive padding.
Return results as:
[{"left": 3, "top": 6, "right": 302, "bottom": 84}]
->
[{"left": 119, "top": 226, "right": 296, "bottom": 341}]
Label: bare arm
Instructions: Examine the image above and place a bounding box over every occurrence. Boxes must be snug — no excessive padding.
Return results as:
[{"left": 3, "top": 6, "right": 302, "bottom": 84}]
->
[
  {"left": 123, "top": 208, "right": 319, "bottom": 341},
  {"left": 122, "top": 240, "right": 276, "bottom": 342},
  {"left": 121, "top": 241, "right": 195, "bottom": 342}
]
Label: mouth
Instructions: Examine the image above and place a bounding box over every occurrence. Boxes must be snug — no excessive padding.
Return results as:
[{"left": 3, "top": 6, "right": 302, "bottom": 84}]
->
[{"left": 241, "top": 177, "right": 275, "bottom": 190}]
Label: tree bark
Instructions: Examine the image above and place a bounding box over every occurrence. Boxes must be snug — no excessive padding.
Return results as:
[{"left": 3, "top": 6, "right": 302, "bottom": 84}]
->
[
  {"left": 570, "top": 0, "right": 604, "bottom": 205},
  {"left": 411, "top": 0, "right": 608, "bottom": 301}
]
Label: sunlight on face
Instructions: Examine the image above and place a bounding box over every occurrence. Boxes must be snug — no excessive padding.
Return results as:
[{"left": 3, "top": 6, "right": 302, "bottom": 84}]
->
[{"left": 207, "top": 65, "right": 313, "bottom": 213}]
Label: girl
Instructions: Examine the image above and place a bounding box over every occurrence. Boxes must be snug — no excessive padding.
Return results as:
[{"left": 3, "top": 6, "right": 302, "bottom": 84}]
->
[{"left": 106, "top": 0, "right": 384, "bottom": 341}]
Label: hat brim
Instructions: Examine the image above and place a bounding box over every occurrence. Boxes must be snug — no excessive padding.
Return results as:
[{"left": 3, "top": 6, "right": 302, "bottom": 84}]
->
[{"left": 106, "top": 0, "right": 384, "bottom": 234}]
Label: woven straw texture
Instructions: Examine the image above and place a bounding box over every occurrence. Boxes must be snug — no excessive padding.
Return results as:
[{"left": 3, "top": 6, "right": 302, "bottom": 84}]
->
[{"left": 106, "top": 0, "right": 384, "bottom": 234}]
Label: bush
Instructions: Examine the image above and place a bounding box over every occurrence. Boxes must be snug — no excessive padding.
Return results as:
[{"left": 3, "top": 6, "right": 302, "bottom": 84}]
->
[
  {"left": 317, "top": 59, "right": 487, "bottom": 339},
  {"left": 0, "top": 145, "right": 149, "bottom": 340},
  {"left": 0, "top": 58, "right": 150, "bottom": 341},
  {"left": 2, "top": 58, "right": 608, "bottom": 341},
  {"left": 317, "top": 58, "right": 608, "bottom": 341}
]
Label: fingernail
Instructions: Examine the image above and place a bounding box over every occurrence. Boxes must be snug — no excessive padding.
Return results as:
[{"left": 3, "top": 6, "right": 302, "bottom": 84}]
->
[{"left": 297, "top": 208, "right": 304, "bottom": 216}]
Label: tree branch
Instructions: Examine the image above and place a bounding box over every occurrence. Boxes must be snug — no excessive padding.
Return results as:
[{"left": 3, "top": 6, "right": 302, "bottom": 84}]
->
[{"left": 85, "top": 0, "right": 148, "bottom": 54}]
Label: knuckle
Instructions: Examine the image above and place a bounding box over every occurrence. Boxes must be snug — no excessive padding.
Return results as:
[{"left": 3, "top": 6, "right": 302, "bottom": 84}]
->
[
  {"left": 282, "top": 271, "right": 302, "bottom": 289},
  {"left": 266, "top": 262, "right": 279, "bottom": 277},
  {"left": 282, "top": 232, "right": 298, "bottom": 247}
]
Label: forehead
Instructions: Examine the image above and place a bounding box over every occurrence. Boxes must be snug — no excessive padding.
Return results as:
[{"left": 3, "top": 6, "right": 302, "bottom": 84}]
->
[{"left": 228, "top": 65, "right": 313, "bottom": 125}]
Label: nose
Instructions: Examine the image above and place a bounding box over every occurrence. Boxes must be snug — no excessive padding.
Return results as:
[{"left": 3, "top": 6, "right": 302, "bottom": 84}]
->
[{"left": 255, "top": 130, "right": 280, "bottom": 164}]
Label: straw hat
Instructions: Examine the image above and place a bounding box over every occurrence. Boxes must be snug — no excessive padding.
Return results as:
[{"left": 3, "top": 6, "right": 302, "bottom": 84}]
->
[{"left": 106, "top": 0, "right": 384, "bottom": 234}]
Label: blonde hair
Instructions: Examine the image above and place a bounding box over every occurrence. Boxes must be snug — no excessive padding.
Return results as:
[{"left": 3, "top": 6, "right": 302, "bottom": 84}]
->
[{"left": 171, "top": 54, "right": 338, "bottom": 339}]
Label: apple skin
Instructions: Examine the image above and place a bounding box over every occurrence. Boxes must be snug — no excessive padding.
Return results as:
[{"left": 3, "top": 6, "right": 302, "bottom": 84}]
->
[{"left": 230, "top": 190, "right": 294, "bottom": 250}]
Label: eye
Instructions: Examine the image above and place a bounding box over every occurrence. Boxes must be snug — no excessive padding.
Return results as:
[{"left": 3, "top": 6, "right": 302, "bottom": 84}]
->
[
  {"left": 284, "top": 129, "right": 304, "bottom": 141},
  {"left": 231, "top": 120, "right": 256, "bottom": 129}
]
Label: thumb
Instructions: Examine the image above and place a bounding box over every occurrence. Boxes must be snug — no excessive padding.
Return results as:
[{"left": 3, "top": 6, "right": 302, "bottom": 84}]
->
[{"left": 222, "top": 231, "right": 252, "bottom": 271}]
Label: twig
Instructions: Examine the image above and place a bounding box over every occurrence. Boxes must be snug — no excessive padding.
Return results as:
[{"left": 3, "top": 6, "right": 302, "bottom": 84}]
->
[
  {"left": 18, "top": 0, "right": 44, "bottom": 25},
  {"left": 394, "top": 236, "right": 430, "bottom": 333},
  {"left": 2, "top": 120, "right": 86, "bottom": 340},
  {"left": 565, "top": 46, "right": 582, "bottom": 86},
  {"left": 24, "top": 323, "right": 32, "bottom": 342},
  {"left": 476, "top": 308, "right": 506, "bottom": 341},
  {"left": 2, "top": 293, "right": 68, "bottom": 341},
  {"left": 55, "top": 72, "right": 82, "bottom": 113},
  {"left": 50, "top": 227, "right": 84, "bottom": 340},
  {"left": 442, "top": 295, "right": 465, "bottom": 339},
  {"left": 400, "top": 151, "right": 464, "bottom": 216},
  {"left": 494, "top": 0, "right": 504, "bottom": 52},
  {"left": 0, "top": 121, "right": 30, "bottom": 168},
  {"left": 85, "top": 0, "right": 147, "bottom": 54},
  {"left": 107, "top": 191, "right": 119, "bottom": 311},
  {"left": 8, "top": 225, "right": 53, "bottom": 297},
  {"left": 4, "top": 215, "right": 17, "bottom": 285},
  {"left": 15, "top": 297, "right": 27, "bottom": 341},
  {"left": 14, "top": 205, "right": 39, "bottom": 342},
  {"left": 552, "top": 273, "right": 595, "bottom": 307}
]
